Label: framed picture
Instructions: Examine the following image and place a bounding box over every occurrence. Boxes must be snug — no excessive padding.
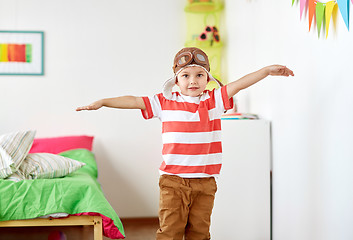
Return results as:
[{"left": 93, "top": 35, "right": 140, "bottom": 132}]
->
[{"left": 0, "top": 31, "right": 44, "bottom": 75}]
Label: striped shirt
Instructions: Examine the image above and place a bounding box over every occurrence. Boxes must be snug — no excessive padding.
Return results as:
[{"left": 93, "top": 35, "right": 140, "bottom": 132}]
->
[{"left": 141, "top": 86, "right": 233, "bottom": 178}]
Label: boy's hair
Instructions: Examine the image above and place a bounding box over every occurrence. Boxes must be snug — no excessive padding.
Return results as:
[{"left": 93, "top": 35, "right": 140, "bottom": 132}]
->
[{"left": 173, "top": 47, "right": 210, "bottom": 74}]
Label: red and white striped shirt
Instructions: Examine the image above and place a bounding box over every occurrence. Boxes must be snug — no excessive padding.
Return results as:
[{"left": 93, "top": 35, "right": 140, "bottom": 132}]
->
[{"left": 141, "top": 86, "right": 233, "bottom": 178}]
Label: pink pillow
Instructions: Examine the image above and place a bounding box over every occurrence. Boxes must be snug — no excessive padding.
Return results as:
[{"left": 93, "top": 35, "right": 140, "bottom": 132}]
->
[{"left": 29, "top": 135, "right": 94, "bottom": 154}]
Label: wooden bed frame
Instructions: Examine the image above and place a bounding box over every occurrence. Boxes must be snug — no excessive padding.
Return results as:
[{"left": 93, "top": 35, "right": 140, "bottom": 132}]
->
[{"left": 0, "top": 215, "right": 103, "bottom": 240}]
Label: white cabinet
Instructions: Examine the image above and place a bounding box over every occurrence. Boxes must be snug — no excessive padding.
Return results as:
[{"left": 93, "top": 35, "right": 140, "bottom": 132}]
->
[{"left": 211, "top": 120, "right": 271, "bottom": 240}]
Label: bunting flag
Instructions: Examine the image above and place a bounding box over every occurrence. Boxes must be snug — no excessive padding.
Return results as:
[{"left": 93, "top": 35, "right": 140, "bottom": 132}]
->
[
  {"left": 300, "top": 0, "right": 307, "bottom": 19},
  {"left": 308, "top": 0, "right": 317, "bottom": 31},
  {"left": 326, "top": 1, "right": 338, "bottom": 38},
  {"left": 316, "top": 2, "right": 326, "bottom": 36},
  {"left": 336, "top": 0, "right": 350, "bottom": 29},
  {"left": 292, "top": 0, "right": 351, "bottom": 37}
]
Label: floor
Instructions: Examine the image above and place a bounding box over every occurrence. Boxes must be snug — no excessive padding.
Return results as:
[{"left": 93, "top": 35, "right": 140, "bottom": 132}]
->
[{"left": 106, "top": 218, "right": 159, "bottom": 240}]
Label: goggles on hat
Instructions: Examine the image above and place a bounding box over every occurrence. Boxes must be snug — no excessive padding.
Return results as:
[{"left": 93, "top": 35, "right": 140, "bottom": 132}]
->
[{"left": 174, "top": 49, "right": 209, "bottom": 70}]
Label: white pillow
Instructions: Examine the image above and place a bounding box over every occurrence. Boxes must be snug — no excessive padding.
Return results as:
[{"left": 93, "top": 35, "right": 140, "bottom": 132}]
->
[
  {"left": 0, "top": 130, "right": 36, "bottom": 178},
  {"left": 19, "top": 153, "right": 86, "bottom": 179}
]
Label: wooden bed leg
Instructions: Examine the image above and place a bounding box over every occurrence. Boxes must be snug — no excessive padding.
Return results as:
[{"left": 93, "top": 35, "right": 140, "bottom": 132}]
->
[{"left": 93, "top": 216, "right": 103, "bottom": 240}]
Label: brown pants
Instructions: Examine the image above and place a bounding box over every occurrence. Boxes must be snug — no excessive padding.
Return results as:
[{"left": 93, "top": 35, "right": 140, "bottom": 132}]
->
[{"left": 156, "top": 174, "right": 217, "bottom": 240}]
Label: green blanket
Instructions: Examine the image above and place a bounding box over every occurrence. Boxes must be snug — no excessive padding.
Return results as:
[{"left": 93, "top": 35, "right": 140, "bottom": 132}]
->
[{"left": 0, "top": 149, "right": 125, "bottom": 239}]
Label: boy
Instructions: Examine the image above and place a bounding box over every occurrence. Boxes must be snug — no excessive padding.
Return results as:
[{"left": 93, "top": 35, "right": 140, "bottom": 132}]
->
[{"left": 76, "top": 47, "right": 294, "bottom": 240}]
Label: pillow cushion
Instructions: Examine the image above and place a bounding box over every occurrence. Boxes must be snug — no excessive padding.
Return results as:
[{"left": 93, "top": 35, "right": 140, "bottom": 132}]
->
[
  {"left": 29, "top": 135, "right": 94, "bottom": 154},
  {"left": 19, "top": 153, "right": 86, "bottom": 179},
  {"left": 0, "top": 130, "right": 36, "bottom": 178},
  {"left": 59, "top": 149, "right": 98, "bottom": 178},
  {"left": 5, "top": 171, "right": 26, "bottom": 182}
]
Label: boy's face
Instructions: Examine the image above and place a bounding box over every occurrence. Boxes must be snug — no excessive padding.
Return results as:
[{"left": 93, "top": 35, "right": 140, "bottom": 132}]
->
[{"left": 176, "top": 66, "right": 208, "bottom": 97}]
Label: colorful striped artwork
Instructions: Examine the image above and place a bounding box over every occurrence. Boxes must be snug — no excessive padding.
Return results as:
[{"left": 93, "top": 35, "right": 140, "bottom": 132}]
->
[
  {"left": 0, "top": 31, "right": 43, "bottom": 75},
  {"left": 0, "top": 43, "right": 32, "bottom": 63}
]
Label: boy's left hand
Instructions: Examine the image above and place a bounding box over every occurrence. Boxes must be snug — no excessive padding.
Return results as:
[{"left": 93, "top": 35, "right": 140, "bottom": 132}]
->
[{"left": 267, "top": 65, "right": 294, "bottom": 77}]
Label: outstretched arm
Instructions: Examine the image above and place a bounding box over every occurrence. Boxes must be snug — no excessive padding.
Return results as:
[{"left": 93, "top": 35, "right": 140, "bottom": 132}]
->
[
  {"left": 76, "top": 96, "right": 146, "bottom": 111},
  {"left": 226, "top": 65, "right": 294, "bottom": 98}
]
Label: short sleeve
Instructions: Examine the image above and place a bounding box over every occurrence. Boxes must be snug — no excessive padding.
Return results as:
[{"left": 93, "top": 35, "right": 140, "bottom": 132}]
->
[
  {"left": 141, "top": 94, "right": 163, "bottom": 120},
  {"left": 214, "top": 86, "right": 234, "bottom": 113}
]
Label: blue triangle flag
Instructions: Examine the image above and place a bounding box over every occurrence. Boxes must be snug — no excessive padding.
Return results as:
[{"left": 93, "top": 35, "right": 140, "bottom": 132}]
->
[{"left": 337, "top": 0, "right": 350, "bottom": 30}]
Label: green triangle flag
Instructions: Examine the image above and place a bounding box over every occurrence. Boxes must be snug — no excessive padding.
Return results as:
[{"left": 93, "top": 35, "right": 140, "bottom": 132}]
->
[{"left": 316, "top": 2, "right": 326, "bottom": 37}]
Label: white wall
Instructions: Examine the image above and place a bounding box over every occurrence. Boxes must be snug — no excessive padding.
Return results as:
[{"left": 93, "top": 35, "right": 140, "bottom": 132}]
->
[
  {"left": 0, "top": 0, "right": 184, "bottom": 218},
  {"left": 225, "top": 1, "right": 353, "bottom": 240}
]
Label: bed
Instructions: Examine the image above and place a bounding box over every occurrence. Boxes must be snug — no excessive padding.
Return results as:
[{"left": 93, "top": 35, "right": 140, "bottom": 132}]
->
[{"left": 0, "top": 132, "right": 125, "bottom": 239}]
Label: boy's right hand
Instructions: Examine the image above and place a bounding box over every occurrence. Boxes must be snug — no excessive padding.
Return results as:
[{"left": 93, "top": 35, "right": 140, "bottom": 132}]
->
[{"left": 76, "top": 100, "right": 104, "bottom": 111}]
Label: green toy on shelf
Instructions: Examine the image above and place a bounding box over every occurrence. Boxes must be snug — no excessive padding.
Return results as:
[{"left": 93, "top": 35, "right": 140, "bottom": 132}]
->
[
  {"left": 184, "top": 0, "right": 225, "bottom": 90},
  {"left": 185, "top": 0, "right": 223, "bottom": 13}
]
